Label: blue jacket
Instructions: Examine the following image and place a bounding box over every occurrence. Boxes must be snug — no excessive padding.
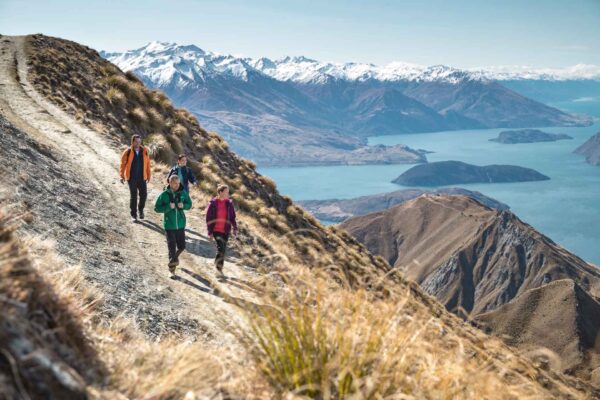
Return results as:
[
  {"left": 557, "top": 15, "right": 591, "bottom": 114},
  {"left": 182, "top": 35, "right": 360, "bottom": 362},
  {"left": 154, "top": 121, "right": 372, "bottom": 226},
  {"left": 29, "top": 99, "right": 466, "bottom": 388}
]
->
[{"left": 167, "top": 165, "right": 198, "bottom": 192}]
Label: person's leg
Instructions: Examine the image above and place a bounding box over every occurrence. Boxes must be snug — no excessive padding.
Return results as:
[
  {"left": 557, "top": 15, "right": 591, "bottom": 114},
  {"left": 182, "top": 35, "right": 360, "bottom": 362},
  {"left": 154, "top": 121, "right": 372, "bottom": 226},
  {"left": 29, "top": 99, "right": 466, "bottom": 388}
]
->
[
  {"left": 174, "top": 229, "right": 186, "bottom": 260},
  {"left": 128, "top": 180, "right": 138, "bottom": 219},
  {"left": 166, "top": 230, "right": 177, "bottom": 262},
  {"left": 138, "top": 180, "right": 147, "bottom": 217},
  {"left": 214, "top": 232, "right": 229, "bottom": 271}
]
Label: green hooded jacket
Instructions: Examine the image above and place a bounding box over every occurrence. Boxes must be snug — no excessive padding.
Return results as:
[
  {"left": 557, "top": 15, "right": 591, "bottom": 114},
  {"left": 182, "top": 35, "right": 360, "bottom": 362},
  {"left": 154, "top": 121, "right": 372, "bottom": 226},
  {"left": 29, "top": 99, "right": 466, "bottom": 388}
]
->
[{"left": 154, "top": 187, "right": 192, "bottom": 230}]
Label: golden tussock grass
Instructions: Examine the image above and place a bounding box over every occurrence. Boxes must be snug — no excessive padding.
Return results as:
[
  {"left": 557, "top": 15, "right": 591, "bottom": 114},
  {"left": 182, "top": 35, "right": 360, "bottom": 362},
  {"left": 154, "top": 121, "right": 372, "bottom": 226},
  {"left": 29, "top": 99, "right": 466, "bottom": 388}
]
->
[
  {"left": 171, "top": 122, "right": 188, "bottom": 137},
  {"left": 236, "top": 261, "right": 588, "bottom": 400},
  {"left": 106, "top": 87, "right": 126, "bottom": 107}
]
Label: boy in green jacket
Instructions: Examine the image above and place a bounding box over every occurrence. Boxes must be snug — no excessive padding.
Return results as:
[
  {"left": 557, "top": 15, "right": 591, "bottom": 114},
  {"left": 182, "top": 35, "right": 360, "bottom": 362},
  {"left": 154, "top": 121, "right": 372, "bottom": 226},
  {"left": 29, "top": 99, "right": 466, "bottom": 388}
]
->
[{"left": 154, "top": 175, "right": 193, "bottom": 274}]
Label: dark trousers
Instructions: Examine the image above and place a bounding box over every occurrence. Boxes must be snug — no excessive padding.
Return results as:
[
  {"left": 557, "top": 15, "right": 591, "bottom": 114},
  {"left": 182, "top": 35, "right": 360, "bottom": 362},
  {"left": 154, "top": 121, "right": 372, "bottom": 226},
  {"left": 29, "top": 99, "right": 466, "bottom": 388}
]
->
[
  {"left": 166, "top": 229, "right": 186, "bottom": 261},
  {"left": 128, "top": 179, "right": 147, "bottom": 217},
  {"left": 213, "top": 232, "right": 229, "bottom": 270}
]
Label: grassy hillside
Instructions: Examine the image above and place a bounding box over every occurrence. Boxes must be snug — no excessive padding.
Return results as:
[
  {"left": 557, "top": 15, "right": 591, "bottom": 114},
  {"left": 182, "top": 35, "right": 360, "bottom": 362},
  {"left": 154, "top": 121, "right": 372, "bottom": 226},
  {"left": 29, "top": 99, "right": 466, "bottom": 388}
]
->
[{"left": 6, "top": 33, "right": 597, "bottom": 398}]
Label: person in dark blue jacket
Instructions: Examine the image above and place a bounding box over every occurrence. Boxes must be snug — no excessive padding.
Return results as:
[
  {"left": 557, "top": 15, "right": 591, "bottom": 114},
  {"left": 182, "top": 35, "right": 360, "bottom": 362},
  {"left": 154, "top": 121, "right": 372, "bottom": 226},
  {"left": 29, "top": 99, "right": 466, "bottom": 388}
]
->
[{"left": 167, "top": 154, "right": 198, "bottom": 193}]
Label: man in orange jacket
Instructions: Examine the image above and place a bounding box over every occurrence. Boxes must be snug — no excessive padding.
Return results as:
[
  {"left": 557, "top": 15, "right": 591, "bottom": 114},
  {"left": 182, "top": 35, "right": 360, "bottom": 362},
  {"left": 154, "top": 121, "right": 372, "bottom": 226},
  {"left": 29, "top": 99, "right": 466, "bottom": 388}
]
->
[{"left": 120, "top": 134, "right": 151, "bottom": 222}]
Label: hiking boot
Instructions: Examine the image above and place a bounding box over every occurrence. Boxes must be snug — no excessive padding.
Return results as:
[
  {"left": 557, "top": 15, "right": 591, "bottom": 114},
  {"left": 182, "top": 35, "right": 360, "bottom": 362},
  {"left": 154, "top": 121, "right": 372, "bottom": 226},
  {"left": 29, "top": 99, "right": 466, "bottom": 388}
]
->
[
  {"left": 139, "top": 210, "right": 145, "bottom": 220},
  {"left": 131, "top": 216, "right": 138, "bottom": 223},
  {"left": 168, "top": 258, "right": 179, "bottom": 274}
]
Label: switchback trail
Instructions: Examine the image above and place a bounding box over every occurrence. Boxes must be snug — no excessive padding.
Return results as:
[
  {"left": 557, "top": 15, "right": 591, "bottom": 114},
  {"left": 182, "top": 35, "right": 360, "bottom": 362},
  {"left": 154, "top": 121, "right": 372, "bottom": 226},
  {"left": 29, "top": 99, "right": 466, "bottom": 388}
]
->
[{"left": 0, "top": 35, "right": 259, "bottom": 344}]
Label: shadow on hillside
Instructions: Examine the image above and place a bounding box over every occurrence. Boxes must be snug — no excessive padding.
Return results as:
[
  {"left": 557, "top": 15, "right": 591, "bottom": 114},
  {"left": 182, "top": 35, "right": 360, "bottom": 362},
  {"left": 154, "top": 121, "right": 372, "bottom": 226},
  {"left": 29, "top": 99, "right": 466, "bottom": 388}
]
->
[
  {"left": 137, "top": 220, "right": 164, "bottom": 235},
  {"left": 222, "top": 276, "right": 263, "bottom": 295},
  {"left": 181, "top": 267, "right": 214, "bottom": 288},
  {"left": 170, "top": 274, "right": 219, "bottom": 297}
]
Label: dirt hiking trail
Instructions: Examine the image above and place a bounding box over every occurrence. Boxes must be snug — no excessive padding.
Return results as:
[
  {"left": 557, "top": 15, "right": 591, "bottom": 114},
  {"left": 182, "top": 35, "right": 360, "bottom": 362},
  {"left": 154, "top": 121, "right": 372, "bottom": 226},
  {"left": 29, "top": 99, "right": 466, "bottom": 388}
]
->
[{"left": 0, "top": 35, "right": 260, "bottom": 344}]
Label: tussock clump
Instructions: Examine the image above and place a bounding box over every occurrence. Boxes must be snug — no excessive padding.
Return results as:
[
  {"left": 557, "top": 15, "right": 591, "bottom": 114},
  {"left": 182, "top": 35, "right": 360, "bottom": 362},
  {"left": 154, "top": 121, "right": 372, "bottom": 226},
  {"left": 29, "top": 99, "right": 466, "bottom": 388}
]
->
[
  {"left": 106, "top": 86, "right": 126, "bottom": 107},
  {"left": 146, "top": 107, "right": 165, "bottom": 130},
  {"left": 128, "top": 106, "right": 148, "bottom": 126},
  {"left": 145, "top": 133, "right": 175, "bottom": 164},
  {"left": 0, "top": 212, "right": 100, "bottom": 399},
  {"left": 171, "top": 122, "right": 188, "bottom": 137}
]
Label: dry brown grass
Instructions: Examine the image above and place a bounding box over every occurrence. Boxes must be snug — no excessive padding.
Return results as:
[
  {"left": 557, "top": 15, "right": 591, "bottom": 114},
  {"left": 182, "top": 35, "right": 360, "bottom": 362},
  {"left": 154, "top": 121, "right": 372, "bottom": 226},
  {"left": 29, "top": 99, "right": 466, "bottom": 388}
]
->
[
  {"left": 236, "top": 261, "right": 593, "bottom": 400},
  {"left": 106, "top": 87, "right": 126, "bottom": 107}
]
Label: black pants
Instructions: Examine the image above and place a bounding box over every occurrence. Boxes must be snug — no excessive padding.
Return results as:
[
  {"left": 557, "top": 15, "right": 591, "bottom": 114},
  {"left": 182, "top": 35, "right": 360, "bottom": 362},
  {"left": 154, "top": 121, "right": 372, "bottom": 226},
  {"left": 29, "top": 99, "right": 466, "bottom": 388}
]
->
[
  {"left": 213, "top": 232, "right": 229, "bottom": 269},
  {"left": 128, "top": 179, "right": 147, "bottom": 218},
  {"left": 166, "top": 229, "right": 186, "bottom": 261}
]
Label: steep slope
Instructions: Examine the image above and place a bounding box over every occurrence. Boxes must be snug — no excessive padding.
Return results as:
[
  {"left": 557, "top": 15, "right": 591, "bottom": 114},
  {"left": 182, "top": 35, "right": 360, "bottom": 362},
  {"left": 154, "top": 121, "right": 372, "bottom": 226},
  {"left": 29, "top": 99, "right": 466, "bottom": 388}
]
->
[
  {"left": 574, "top": 132, "right": 600, "bottom": 165},
  {"left": 3, "top": 34, "right": 599, "bottom": 398},
  {"left": 341, "top": 194, "right": 600, "bottom": 380},
  {"left": 341, "top": 195, "right": 600, "bottom": 315},
  {"left": 475, "top": 279, "right": 600, "bottom": 378},
  {"left": 299, "top": 188, "right": 509, "bottom": 222},
  {"left": 0, "top": 209, "right": 98, "bottom": 399}
]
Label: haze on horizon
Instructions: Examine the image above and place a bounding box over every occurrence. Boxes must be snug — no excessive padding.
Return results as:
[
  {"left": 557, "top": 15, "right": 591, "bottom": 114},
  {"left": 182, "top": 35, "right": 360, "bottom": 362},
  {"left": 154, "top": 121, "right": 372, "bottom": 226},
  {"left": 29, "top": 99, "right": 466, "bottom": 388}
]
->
[{"left": 1, "top": 0, "right": 599, "bottom": 69}]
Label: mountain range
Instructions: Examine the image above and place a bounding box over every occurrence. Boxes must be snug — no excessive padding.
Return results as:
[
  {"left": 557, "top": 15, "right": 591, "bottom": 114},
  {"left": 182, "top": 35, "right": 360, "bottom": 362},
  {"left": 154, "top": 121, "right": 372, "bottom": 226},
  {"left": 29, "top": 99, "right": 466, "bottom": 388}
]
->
[{"left": 103, "top": 42, "right": 592, "bottom": 166}]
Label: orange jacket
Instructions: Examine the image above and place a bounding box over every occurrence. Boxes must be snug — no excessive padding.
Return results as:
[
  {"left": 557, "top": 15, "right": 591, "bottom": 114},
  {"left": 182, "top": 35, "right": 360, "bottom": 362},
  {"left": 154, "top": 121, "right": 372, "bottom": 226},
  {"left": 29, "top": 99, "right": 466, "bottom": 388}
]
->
[{"left": 120, "top": 146, "right": 151, "bottom": 181}]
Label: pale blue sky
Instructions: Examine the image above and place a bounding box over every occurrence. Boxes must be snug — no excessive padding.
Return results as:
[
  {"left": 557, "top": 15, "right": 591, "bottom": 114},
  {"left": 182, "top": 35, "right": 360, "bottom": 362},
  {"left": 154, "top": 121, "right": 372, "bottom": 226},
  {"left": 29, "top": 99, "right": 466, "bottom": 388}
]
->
[{"left": 1, "top": 0, "right": 598, "bottom": 68}]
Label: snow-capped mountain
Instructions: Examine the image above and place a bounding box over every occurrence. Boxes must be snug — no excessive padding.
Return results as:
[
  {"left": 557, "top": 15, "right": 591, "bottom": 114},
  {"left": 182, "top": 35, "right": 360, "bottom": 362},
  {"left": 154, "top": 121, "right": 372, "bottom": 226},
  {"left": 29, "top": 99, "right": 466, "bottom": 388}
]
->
[
  {"left": 103, "top": 41, "right": 475, "bottom": 86},
  {"left": 102, "top": 42, "right": 592, "bottom": 166}
]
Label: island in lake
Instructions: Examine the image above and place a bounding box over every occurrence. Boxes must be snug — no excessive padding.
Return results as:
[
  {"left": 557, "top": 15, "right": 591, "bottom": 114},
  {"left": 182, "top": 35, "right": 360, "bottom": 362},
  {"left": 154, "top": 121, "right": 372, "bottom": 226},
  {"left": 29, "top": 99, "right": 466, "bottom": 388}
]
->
[
  {"left": 489, "top": 129, "right": 573, "bottom": 144},
  {"left": 299, "top": 188, "right": 509, "bottom": 222},
  {"left": 393, "top": 160, "right": 550, "bottom": 186},
  {"left": 574, "top": 132, "right": 600, "bottom": 166}
]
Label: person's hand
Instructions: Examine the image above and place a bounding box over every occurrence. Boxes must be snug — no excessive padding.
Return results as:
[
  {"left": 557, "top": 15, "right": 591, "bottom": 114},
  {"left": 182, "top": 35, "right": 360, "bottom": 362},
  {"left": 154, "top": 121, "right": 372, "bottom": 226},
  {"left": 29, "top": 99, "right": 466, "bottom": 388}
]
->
[
  {"left": 177, "top": 202, "right": 184, "bottom": 209},
  {"left": 120, "top": 178, "right": 124, "bottom": 184},
  {"left": 170, "top": 203, "right": 175, "bottom": 209},
  {"left": 208, "top": 234, "right": 214, "bottom": 241}
]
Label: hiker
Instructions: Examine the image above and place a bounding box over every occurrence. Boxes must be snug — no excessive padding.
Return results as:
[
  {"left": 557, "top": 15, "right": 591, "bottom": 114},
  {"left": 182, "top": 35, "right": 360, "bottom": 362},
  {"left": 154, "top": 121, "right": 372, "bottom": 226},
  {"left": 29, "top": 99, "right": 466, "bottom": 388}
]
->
[
  {"left": 206, "top": 184, "right": 237, "bottom": 275},
  {"left": 167, "top": 154, "right": 198, "bottom": 193},
  {"left": 154, "top": 175, "right": 192, "bottom": 274},
  {"left": 119, "top": 134, "right": 151, "bottom": 222}
]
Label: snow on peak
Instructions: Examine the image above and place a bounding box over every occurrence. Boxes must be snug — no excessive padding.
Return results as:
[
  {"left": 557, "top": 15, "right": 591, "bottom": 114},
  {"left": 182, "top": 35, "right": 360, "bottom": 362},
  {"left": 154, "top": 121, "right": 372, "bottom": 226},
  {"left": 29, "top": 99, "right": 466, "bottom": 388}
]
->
[{"left": 468, "top": 64, "right": 600, "bottom": 81}]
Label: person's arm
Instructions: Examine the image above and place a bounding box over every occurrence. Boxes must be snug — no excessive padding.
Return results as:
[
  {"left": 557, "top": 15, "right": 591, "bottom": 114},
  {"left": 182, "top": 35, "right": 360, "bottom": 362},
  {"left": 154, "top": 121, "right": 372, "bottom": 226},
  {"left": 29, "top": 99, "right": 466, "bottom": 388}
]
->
[
  {"left": 230, "top": 201, "right": 238, "bottom": 234},
  {"left": 144, "top": 148, "right": 151, "bottom": 182},
  {"left": 206, "top": 201, "right": 215, "bottom": 237},
  {"left": 154, "top": 192, "right": 169, "bottom": 213},
  {"left": 182, "top": 191, "right": 192, "bottom": 210},
  {"left": 119, "top": 149, "right": 129, "bottom": 182},
  {"left": 188, "top": 167, "right": 198, "bottom": 185}
]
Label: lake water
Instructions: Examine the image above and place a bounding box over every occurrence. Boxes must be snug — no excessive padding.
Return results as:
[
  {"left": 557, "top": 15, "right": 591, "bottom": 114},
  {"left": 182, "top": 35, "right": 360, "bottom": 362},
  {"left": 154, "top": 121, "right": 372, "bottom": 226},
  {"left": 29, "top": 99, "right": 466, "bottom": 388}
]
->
[{"left": 260, "top": 101, "right": 600, "bottom": 265}]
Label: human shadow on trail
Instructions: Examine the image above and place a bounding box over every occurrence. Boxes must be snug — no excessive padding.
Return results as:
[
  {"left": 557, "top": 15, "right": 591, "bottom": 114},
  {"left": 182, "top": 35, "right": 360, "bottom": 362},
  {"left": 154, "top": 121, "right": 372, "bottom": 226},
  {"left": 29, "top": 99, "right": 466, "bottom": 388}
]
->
[
  {"left": 137, "top": 220, "right": 165, "bottom": 235},
  {"left": 221, "top": 276, "right": 263, "bottom": 295},
  {"left": 181, "top": 268, "right": 214, "bottom": 289},
  {"left": 170, "top": 274, "right": 219, "bottom": 297}
]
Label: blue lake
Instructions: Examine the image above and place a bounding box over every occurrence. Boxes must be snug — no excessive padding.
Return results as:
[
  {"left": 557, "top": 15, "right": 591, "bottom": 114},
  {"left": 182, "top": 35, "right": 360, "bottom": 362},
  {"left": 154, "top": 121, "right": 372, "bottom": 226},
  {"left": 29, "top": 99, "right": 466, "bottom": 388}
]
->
[{"left": 260, "top": 102, "right": 600, "bottom": 265}]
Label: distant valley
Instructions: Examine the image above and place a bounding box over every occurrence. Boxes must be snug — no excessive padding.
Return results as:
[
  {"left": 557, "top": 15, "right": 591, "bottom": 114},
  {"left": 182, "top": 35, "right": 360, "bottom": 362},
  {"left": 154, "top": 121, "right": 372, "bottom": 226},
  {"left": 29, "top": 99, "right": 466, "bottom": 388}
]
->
[{"left": 103, "top": 43, "right": 591, "bottom": 166}]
